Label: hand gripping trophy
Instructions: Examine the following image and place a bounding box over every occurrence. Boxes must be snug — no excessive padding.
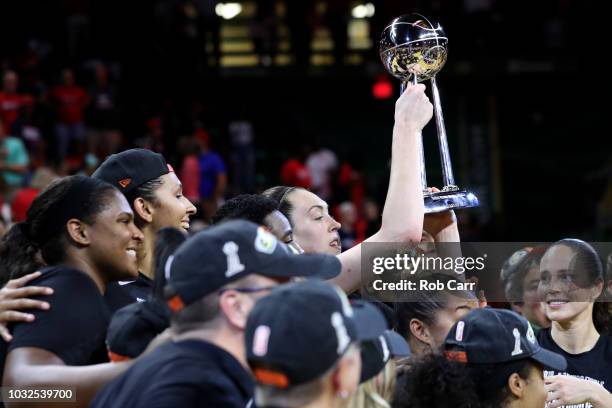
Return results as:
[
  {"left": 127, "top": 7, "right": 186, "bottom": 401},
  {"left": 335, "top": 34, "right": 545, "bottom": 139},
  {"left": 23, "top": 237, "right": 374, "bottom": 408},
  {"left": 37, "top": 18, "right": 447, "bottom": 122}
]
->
[{"left": 380, "top": 14, "right": 479, "bottom": 213}]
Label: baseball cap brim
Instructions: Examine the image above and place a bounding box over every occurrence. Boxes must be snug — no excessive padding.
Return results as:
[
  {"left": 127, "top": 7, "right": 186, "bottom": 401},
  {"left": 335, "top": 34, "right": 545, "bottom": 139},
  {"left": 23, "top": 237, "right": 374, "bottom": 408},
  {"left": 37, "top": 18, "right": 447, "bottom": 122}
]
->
[
  {"left": 384, "top": 330, "right": 411, "bottom": 357},
  {"left": 530, "top": 347, "right": 567, "bottom": 372},
  {"left": 351, "top": 300, "right": 388, "bottom": 342},
  {"left": 259, "top": 252, "right": 342, "bottom": 281},
  {"left": 360, "top": 330, "right": 411, "bottom": 383}
]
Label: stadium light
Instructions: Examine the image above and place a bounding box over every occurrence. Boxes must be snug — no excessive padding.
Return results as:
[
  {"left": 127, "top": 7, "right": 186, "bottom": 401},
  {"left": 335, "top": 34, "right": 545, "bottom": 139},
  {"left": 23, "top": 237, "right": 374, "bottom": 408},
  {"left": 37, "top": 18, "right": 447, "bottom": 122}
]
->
[
  {"left": 351, "top": 3, "right": 375, "bottom": 19},
  {"left": 215, "top": 3, "right": 242, "bottom": 20}
]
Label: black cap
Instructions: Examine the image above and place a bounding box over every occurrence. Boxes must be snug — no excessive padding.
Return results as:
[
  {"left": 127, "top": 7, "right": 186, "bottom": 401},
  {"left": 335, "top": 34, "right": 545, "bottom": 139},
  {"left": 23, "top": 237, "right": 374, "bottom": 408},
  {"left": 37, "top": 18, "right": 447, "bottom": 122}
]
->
[
  {"left": 164, "top": 220, "right": 341, "bottom": 311},
  {"left": 105, "top": 299, "right": 170, "bottom": 361},
  {"left": 444, "top": 308, "right": 566, "bottom": 371},
  {"left": 360, "top": 330, "right": 410, "bottom": 383},
  {"left": 245, "top": 280, "right": 388, "bottom": 388},
  {"left": 92, "top": 148, "right": 172, "bottom": 194}
]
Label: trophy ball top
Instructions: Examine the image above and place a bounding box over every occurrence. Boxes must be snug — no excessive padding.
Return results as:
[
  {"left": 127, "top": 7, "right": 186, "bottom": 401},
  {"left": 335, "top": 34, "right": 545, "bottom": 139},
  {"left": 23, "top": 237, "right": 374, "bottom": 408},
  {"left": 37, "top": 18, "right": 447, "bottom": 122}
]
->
[{"left": 379, "top": 14, "right": 448, "bottom": 83}]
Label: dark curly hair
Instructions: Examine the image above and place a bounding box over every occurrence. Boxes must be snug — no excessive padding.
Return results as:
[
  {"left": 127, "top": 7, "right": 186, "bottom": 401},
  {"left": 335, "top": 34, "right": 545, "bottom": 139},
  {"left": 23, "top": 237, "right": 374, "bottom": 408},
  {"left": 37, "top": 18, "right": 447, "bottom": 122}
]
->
[
  {"left": 211, "top": 194, "right": 278, "bottom": 225},
  {"left": 394, "top": 353, "right": 532, "bottom": 408},
  {"left": 0, "top": 176, "right": 117, "bottom": 284}
]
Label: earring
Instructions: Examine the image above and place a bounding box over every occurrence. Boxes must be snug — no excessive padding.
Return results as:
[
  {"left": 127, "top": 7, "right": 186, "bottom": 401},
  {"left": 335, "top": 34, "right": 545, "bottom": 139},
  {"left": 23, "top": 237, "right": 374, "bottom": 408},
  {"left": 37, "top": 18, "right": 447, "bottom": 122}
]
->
[{"left": 338, "top": 390, "right": 349, "bottom": 399}]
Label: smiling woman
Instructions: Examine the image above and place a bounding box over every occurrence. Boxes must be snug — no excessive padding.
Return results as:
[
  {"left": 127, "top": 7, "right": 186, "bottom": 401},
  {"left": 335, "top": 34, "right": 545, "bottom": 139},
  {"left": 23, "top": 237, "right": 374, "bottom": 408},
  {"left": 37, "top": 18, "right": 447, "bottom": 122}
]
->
[
  {"left": 0, "top": 175, "right": 142, "bottom": 408},
  {"left": 92, "top": 149, "right": 197, "bottom": 309},
  {"left": 536, "top": 239, "right": 612, "bottom": 407}
]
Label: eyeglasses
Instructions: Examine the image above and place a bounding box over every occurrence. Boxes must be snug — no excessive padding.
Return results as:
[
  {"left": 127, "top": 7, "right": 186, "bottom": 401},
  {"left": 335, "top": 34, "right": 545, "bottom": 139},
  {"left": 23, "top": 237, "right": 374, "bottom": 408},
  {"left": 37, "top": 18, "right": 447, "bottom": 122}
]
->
[{"left": 218, "top": 286, "right": 276, "bottom": 295}]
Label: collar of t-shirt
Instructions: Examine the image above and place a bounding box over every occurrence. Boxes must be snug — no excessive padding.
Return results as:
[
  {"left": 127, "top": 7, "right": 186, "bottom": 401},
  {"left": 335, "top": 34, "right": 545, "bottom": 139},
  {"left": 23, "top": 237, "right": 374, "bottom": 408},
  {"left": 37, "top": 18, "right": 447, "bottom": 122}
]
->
[{"left": 118, "top": 272, "right": 153, "bottom": 302}]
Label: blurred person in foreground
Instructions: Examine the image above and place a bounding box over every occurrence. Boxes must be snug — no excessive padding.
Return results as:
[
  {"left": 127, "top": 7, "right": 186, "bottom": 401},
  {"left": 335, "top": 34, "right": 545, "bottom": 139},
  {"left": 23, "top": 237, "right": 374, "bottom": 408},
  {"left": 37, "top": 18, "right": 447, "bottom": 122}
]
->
[
  {"left": 349, "top": 330, "right": 410, "bottom": 408},
  {"left": 245, "top": 280, "right": 387, "bottom": 408},
  {"left": 395, "top": 308, "right": 567, "bottom": 408},
  {"left": 103, "top": 194, "right": 308, "bottom": 362},
  {"left": 90, "top": 220, "right": 341, "bottom": 407}
]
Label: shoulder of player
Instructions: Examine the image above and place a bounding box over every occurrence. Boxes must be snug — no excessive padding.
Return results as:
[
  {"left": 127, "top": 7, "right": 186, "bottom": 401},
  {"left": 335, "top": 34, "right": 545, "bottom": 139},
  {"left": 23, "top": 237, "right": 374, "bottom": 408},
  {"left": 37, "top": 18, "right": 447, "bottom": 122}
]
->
[
  {"left": 28, "top": 265, "right": 101, "bottom": 293},
  {"left": 153, "top": 341, "right": 250, "bottom": 384}
]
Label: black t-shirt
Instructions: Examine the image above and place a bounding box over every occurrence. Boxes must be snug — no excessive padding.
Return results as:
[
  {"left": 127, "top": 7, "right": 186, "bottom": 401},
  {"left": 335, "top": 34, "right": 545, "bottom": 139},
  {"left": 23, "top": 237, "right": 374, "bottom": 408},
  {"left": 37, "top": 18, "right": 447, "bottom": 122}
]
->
[
  {"left": 0, "top": 266, "right": 111, "bottom": 383},
  {"left": 104, "top": 272, "right": 153, "bottom": 312},
  {"left": 90, "top": 339, "right": 255, "bottom": 408},
  {"left": 537, "top": 328, "right": 612, "bottom": 407}
]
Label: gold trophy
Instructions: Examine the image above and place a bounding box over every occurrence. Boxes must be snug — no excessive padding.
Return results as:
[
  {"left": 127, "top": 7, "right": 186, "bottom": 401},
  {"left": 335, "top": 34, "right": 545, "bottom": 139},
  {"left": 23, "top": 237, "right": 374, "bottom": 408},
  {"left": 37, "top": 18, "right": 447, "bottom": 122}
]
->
[{"left": 380, "top": 14, "right": 479, "bottom": 213}]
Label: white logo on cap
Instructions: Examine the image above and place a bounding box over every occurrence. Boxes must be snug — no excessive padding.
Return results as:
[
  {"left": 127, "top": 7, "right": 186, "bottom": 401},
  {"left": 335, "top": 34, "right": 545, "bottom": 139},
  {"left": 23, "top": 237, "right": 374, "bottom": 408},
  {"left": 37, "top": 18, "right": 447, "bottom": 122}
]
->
[
  {"left": 455, "top": 321, "right": 465, "bottom": 341},
  {"left": 380, "top": 335, "right": 390, "bottom": 362},
  {"left": 526, "top": 323, "right": 536, "bottom": 344},
  {"left": 332, "top": 286, "right": 354, "bottom": 317},
  {"left": 224, "top": 241, "right": 245, "bottom": 277},
  {"left": 254, "top": 227, "right": 277, "bottom": 254},
  {"left": 164, "top": 255, "right": 174, "bottom": 280},
  {"left": 252, "top": 325, "right": 271, "bottom": 357},
  {"left": 331, "top": 312, "right": 351, "bottom": 354},
  {"left": 511, "top": 328, "right": 523, "bottom": 356}
]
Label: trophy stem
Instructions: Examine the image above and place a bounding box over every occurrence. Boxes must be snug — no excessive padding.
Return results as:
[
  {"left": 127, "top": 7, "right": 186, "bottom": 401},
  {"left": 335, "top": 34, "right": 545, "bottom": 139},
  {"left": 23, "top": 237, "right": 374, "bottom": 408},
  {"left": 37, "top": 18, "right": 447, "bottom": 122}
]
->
[
  {"left": 402, "top": 78, "right": 428, "bottom": 192},
  {"left": 430, "top": 76, "right": 456, "bottom": 188}
]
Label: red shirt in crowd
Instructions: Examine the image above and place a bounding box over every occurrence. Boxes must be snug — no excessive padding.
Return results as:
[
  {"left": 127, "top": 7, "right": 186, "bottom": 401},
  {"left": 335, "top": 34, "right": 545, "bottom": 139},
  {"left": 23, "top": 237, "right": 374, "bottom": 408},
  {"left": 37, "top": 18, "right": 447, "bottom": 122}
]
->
[
  {"left": 281, "top": 158, "right": 312, "bottom": 189},
  {"left": 50, "top": 85, "right": 89, "bottom": 124},
  {"left": 0, "top": 92, "right": 33, "bottom": 133},
  {"left": 11, "top": 187, "right": 39, "bottom": 222}
]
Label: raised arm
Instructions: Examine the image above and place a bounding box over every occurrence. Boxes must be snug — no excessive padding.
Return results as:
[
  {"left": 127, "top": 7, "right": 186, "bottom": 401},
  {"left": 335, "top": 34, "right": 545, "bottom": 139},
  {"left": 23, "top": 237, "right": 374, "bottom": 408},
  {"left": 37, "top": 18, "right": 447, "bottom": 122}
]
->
[{"left": 332, "top": 82, "right": 433, "bottom": 293}]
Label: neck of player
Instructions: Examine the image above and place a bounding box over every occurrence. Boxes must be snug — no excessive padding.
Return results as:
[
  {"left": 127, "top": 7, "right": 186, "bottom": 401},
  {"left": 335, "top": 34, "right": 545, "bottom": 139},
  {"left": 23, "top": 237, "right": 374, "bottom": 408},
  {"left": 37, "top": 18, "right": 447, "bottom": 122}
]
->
[
  {"left": 138, "top": 226, "right": 157, "bottom": 280},
  {"left": 550, "top": 304, "right": 599, "bottom": 354}
]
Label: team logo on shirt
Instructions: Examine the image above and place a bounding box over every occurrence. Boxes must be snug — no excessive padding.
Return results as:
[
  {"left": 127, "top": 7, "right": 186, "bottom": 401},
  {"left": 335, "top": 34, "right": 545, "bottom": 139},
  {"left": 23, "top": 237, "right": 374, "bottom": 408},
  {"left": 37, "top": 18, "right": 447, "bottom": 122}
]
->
[
  {"left": 254, "top": 227, "right": 277, "bottom": 254},
  {"left": 526, "top": 323, "right": 536, "bottom": 344}
]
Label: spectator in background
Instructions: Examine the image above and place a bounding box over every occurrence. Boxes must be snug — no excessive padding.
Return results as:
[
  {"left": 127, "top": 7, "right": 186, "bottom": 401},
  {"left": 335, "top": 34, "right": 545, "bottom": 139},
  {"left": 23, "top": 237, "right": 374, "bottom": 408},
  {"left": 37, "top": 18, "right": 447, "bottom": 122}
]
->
[
  {"left": 336, "top": 158, "right": 365, "bottom": 213},
  {"left": 280, "top": 146, "right": 312, "bottom": 189},
  {"left": 197, "top": 127, "right": 226, "bottom": 221},
  {"left": 337, "top": 201, "right": 361, "bottom": 250},
  {"left": 0, "top": 118, "right": 29, "bottom": 200},
  {"left": 178, "top": 133, "right": 201, "bottom": 205},
  {"left": 0, "top": 71, "right": 33, "bottom": 135},
  {"left": 49, "top": 68, "right": 89, "bottom": 159},
  {"left": 363, "top": 199, "right": 381, "bottom": 238},
  {"left": 135, "top": 117, "right": 165, "bottom": 154},
  {"left": 10, "top": 167, "right": 57, "bottom": 223},
  {"left": 500, "top": 246, "right": 550, "bottom": 332},
  {"left": 86, "top": 62, "right": 120, "bottom": 158},
  {"left": 228, "top": 118, "right": 255, "bottom": 194},
  {"left": 306, "top": 143, "right": 338, "bottom": 201}
]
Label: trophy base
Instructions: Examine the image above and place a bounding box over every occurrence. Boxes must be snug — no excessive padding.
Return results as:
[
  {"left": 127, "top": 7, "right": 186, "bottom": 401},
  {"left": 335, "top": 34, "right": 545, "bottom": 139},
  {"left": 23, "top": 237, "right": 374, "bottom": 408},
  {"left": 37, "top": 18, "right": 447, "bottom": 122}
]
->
[{"left": 424, "top": 188, "right": 479, "bottom": 214}]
